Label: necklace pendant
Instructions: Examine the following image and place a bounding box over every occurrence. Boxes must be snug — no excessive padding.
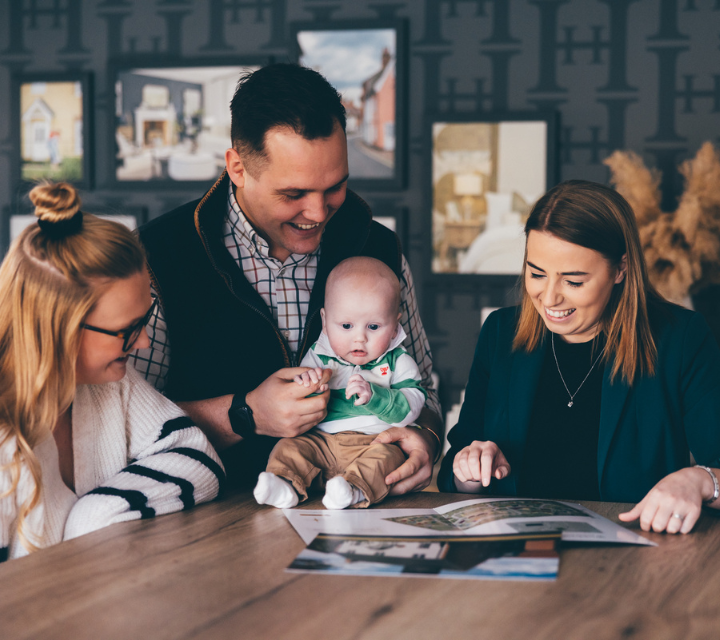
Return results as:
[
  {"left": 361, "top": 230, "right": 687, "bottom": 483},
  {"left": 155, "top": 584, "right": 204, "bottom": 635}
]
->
[{"left": 567, "top": 401, "right": 573, "bottom": 408}]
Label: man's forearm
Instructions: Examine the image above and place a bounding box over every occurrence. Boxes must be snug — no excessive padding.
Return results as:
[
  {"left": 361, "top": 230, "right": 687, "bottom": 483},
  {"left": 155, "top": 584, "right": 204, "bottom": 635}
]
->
[
  {"left": 178, "top": 394, "right": 240, "bottom": 451},
  {"left": 416, "top": 406, "right": 444, "bottom": 439}
]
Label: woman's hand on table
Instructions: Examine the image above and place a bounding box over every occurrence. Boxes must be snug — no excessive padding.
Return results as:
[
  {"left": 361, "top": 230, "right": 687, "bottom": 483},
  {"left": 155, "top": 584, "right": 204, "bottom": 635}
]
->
[
  {"left": 453, "top": 440, "right": 511, "bottom": 491},
  {"left": 618, "top": 467, "right": 717, "bottom": 534}
]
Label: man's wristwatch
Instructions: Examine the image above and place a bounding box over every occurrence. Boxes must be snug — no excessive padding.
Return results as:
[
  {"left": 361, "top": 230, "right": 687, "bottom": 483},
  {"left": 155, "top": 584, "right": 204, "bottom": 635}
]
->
[{"left": 228, "top": 393, "right": 256, "bottom": 439}]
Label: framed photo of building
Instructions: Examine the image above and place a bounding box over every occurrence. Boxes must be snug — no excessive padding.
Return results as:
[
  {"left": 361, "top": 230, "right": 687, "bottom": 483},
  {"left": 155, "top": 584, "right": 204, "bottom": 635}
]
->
[
  {"left": 291, "top": 19, "right": 408, "bottom": 191},
  {"left": 108, "top": 57, "right": 267, "bottom": 188},
  {"left": 12, "top": 72, "right": 93, "bottom": 188},
  {"left": 428, "top": 111, "right": 558, "bottom": 284}
]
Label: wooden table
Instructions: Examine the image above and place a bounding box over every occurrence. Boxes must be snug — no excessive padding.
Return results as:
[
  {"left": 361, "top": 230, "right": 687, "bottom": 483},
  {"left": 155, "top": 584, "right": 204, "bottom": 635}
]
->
[{"left": 1, "top": 490, "right": 719, "bottom": 640}]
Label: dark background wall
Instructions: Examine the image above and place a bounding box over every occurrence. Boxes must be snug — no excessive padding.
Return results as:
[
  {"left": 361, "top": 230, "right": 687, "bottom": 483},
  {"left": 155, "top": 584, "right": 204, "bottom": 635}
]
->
[{"left": 1, "top": 0, "right": 719, "bottom": 414}]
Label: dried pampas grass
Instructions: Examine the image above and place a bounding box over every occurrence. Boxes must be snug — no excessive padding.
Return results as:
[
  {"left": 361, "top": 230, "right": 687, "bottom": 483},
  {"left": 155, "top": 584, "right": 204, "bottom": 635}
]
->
[{"left": 604, "top": 142, "right": 720, "bottom": 304}]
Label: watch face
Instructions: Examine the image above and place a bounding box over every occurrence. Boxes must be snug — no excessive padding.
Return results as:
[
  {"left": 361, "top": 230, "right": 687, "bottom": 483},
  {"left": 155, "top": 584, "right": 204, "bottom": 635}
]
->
[
  {"left": 230, "top": 399, "right": 255, "bottom": 437},
  {"left": 233, "top": 406, "right": 255, "bottom": 438}
]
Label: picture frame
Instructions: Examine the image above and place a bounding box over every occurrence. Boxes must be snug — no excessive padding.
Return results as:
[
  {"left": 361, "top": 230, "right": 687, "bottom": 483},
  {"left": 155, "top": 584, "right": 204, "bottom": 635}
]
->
[
  {"left": 2, "top": 203, "right": 148, "bottom": 256},
  {"left": 427, "top": 111, "right": 558, "bottom": 288},
  {"left": 291, "top": 19, "right": 408, "bottom": 191},
  {"left": 108, "top": 56, "right": 270, "bottom": 189},
  {"left": 11, "top": 72, "right": 93, "bottom": 189},
  {"left": 372, "top": 206, "right": 409, "bottom": 254}
]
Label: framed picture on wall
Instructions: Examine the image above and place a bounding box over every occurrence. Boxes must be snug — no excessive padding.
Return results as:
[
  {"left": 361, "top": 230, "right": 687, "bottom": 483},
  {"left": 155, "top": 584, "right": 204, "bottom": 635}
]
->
[
  {"left": 11, "top": 72, "right": 93, "bottom": 189},
  {"left": 108, "top": 56, "right": 269, "bottom": 189},
  {"left": 291, "top": 19, "right": 408, "bottom": 191},
  {"left": 2, "top": 203, "right": 147, "bottom": 256},
  {"left": 428, "top": 111, "right": 558, "bottom": 285},
  {"left": 372, "top": 206, "right": 409, "bottom": 253}
]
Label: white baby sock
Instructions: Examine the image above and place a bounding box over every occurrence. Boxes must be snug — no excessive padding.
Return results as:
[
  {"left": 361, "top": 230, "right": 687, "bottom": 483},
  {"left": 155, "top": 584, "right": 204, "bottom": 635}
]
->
[
  {"left": 254, "top": 472, "right": 299, "bottom": 508},
  {"left": 322, "top": 476, "right": 366, "bottom": 510}
]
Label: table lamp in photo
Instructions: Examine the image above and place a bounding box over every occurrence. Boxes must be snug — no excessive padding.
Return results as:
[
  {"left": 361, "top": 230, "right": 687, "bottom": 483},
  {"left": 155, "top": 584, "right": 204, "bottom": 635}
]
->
[{"left": 453, "top": 172, "right": 484, "bottom": 220}]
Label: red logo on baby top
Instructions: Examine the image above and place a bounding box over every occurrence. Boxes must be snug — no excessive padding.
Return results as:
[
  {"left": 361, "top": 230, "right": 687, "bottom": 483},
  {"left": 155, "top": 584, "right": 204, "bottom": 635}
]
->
[{"left": 380, "top": 366, "right": 389, "bottom": 376}]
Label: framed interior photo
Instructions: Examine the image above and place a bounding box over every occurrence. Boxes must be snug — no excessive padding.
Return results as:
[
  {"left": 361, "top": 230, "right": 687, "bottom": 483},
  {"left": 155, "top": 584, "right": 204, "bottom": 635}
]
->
[
  {"left": 428, "top": 111, "right": 558, "bottom": 283},
  {"left": 12, "top": 72, "right": 93, "bottom": 189},
  {"left": 109, "top": 57, "right": 268, "bottom": 188},
  {"left": 291, "top": 19, "right": 408, "bottom": 191}
]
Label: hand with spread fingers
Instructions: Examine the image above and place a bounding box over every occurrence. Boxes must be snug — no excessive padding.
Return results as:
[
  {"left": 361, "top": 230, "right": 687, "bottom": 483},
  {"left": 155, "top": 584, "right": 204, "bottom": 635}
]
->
[
  {"left": 452, "top": 440, "right": 511, "bottom": 492},
  {"left": 618, "top": 466, "right": 719, "bottom": 534}
]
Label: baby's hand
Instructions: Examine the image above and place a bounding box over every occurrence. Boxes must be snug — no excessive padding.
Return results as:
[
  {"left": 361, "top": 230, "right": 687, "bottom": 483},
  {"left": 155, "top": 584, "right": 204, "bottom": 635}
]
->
[
  {"left": 294, "top": 367, "right": 329, "bottom": 392},
  {"left": 346, "top": 374, "right": 372, "bottom": 406}
]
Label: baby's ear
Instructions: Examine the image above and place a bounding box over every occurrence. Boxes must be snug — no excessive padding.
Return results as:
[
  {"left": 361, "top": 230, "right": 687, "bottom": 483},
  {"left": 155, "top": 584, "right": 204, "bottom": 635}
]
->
[{"left": 320, "top": 308, "right": 327, "bottom": 330}]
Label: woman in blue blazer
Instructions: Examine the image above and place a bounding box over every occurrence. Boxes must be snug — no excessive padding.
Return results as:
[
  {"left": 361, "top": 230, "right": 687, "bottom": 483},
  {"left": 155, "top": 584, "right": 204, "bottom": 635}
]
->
[{"left": 437, "top": 180, "right": 720, "bottom": 534}]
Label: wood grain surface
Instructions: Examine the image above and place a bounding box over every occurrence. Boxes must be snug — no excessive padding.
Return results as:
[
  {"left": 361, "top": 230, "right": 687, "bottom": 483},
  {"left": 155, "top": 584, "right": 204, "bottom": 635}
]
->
[{"left": 1, "top": 491, "right": 719, "bottom": 640}]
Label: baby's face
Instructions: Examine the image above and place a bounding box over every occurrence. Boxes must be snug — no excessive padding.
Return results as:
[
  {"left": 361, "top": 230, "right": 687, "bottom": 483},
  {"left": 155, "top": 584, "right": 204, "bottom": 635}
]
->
[{"left": 322, "top": 283, "right": 400, "bottom": 366}]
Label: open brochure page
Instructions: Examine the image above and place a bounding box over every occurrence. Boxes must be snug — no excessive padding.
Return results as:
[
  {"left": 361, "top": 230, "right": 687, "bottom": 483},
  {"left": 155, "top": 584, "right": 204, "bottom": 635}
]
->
[{"left": 283, "top": 497, "right": 655, "bottom": 546}]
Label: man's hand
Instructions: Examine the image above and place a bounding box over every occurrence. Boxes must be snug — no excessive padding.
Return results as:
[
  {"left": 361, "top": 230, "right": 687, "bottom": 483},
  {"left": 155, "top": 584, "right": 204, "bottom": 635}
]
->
[
  {"left": 372, "top": 426, "right": 436, "bottom": 495},
  {"left": 248, "top": 367, "right": 332, "bottom": 439},
  {"left": 179, "top": 367, "right": 331, "bottom": 452},
  {"left": 346, "top": 374, "right": 372, "bottom": 406}
]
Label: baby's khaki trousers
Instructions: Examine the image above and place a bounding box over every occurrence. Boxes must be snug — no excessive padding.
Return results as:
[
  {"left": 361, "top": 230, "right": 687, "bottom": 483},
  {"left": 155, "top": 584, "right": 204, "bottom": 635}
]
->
[{"left": 266, "top": 429, "right": 406, "bottom": 508}]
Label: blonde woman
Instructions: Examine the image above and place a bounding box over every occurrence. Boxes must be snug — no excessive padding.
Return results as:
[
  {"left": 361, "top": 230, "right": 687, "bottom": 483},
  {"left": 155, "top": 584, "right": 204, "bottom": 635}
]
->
[
  {"left": 0, "top": 182, "right": 224, "bottom": 561},
  {"left": 438, "top": 180, "right": 720, "bottom": 534}
]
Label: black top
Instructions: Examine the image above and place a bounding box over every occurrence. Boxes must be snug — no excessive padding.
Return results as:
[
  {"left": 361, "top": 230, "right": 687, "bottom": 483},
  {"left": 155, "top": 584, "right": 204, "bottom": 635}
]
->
[{"left": 519, "top": 333, "right": 606, "bottom": 500}]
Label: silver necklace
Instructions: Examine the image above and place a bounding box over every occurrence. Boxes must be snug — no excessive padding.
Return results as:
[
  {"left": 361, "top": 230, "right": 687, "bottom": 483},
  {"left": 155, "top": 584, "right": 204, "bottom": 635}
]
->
[{"left": 551, "top": 332, "right": 604, "bottom": 408}]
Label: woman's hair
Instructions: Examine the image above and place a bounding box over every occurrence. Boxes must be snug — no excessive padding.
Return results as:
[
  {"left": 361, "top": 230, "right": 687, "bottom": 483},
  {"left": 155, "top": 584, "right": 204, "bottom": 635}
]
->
[
  {"left": 0, "top": 182, "right": 145, "bottom": 552},
  {"left": 513, "top": 179, "right": 660, "bottom": 384}
]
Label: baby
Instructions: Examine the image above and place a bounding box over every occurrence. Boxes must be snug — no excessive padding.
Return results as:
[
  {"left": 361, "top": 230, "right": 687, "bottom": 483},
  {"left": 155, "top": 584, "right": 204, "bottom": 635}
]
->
[{"left": 254, "top": 256, "right": 426, "bottom": 509}]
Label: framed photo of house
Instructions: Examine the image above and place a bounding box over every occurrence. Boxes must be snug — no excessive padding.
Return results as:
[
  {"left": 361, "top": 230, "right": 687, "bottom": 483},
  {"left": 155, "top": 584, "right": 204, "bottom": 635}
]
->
[
  {"left": 108, "top": 57, "right": 268, "bottom": 189},
  {"left": 12, "top": 72, "right": 93, "bottom": 189},
  {"left": 291, "top": 19, "right": 408, "bottom": 191},
  {"left": 428, "top": 111, "right": 558, "bottom": 285}
]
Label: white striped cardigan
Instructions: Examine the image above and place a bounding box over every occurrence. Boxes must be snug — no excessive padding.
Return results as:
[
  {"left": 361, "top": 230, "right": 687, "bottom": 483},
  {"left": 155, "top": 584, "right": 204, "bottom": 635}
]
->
[{"left": 0, "top": 365, "right": 224, "bottom": 561}]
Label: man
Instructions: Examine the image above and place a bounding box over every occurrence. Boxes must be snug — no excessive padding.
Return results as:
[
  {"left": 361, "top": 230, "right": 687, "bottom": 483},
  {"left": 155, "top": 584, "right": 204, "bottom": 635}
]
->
[{"left": 132, "top": 63, "right": 442, "bottom": 491}]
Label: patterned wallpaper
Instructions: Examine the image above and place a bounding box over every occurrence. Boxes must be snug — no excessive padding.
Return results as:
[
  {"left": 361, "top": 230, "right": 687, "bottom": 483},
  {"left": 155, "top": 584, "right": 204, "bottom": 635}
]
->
[{"left": 1, "top": 0, "right": 719, "bottom": 410}]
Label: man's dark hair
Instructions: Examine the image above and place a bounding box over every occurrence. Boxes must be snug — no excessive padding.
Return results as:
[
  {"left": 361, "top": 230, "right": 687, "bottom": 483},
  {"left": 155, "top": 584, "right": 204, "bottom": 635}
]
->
[{"left": 230, "top": 63, "right": 346, "bottom": 174}]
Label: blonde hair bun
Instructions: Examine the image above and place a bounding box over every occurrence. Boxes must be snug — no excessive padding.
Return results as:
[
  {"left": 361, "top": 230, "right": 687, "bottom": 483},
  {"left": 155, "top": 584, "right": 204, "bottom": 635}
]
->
[
  {"left": 29, "top": 182, "right": 83, "bottom": 238},
  {"left": 29, "top": 182, "right": 81, "bottom": 223}
]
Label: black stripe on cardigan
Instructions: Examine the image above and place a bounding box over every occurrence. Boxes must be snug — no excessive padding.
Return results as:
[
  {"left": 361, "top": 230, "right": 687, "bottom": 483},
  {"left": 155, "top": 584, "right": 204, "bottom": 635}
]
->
[
  {"left": 86, "top": 487, "right": 156, "bottom": 519},
  {"left": 168, "top": 447, "right": 225, "bottom": 495},
  {"left": 122, "top": 464, "right": 195, "bottom": 510},
  {"left": 157, "top": 416, "right": 195, "bottom": 441}
]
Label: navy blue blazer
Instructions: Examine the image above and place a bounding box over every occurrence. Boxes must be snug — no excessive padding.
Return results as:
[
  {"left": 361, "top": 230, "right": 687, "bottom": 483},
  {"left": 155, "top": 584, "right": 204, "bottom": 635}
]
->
[{"left": 437, "top": 303, "right": 720, "bottom": 502}]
